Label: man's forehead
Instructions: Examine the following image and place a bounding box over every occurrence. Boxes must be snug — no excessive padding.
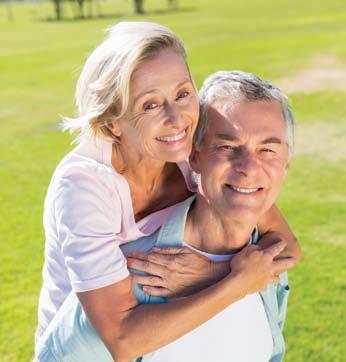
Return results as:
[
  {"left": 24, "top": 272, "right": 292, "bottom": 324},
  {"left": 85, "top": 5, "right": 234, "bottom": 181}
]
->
[
  {"left": 207, "top": 99, "right": 286, "bottom": 141},
  {"left": 212, "top": 97, "right": 239, "bottom": 114}
]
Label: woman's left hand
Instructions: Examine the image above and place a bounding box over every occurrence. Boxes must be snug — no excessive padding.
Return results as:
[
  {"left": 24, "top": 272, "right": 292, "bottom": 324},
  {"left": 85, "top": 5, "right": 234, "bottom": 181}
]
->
[
  {"left": 127, "top": 247, "right": 230, "bottom": 298},
  {"left": 257, "top": 231, "right": 301, "bottom": 263}
]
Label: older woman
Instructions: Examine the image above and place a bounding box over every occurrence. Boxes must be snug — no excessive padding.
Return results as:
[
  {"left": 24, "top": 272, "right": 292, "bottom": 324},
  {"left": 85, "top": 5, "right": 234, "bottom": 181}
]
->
[{"left": 35, "top": 22, "right": 299, "bottom": 361}]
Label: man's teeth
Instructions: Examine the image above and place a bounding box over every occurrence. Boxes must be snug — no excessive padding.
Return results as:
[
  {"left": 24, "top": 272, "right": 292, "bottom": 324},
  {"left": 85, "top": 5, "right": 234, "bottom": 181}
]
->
[
  {"left": 231, "top": 186, "right": 259, "bottom": 194},
  {"left": 157, "top": 130, "right": 186, "bottom": 142}
]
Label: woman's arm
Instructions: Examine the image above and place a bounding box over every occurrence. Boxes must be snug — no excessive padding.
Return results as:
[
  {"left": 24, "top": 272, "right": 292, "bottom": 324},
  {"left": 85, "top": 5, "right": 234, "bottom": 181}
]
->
[
  {"left": 128, "top": 204, "right": 301, "bottom": 298},
  {"left": 257, "top": 204, "right": 301, "bottom": 261},
  {"left": 78, "top": 242, "right": 294, "bottom": 362},
  {"left": 127, "top": 247, "right": 231, "bottom": 297}
]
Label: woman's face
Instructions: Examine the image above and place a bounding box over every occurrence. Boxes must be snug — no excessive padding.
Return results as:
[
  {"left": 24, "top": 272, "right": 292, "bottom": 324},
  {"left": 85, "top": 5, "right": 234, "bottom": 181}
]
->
[{"left": 113, "top": 47, "right": 200, "bottom": 163}]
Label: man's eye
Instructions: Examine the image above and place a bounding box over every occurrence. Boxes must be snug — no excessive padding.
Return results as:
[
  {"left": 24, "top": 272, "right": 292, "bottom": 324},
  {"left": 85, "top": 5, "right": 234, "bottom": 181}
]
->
[
  {"left": 261, "top": 148, "right": 275, "bottom": 153},
  {"left": 176, "top": 91, "right": 190, "bottom": 100},
  {"left": 143, "top": 103, "right": 158, "bottom": 111},
  {"left": 219, "top": 145, "right": 234, "bottom": 151}
]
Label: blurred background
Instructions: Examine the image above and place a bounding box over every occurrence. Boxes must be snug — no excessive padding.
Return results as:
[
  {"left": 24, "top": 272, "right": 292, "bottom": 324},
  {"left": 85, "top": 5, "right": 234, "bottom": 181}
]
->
[{"left": 1, "top": 0, "right": 345, "bottom": 360}]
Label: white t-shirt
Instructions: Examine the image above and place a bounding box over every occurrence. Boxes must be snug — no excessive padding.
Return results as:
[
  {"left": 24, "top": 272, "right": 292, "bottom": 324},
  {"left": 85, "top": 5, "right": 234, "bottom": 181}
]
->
[
  {"left": 150, "top": 245, "right": 273, "bottom": 362},
  {"left": 36, "top": 137, "right": 195, "bottom": 342}
]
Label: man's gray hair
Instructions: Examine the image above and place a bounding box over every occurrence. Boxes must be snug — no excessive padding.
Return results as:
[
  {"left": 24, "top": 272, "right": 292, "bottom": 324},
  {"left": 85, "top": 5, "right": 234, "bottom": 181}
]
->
[{"left": 196, "top": 70, "right": 295, "bottom": 157}]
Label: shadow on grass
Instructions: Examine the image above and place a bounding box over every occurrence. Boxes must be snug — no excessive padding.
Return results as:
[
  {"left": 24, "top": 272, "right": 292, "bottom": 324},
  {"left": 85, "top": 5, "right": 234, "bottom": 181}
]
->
[{"left": 43, "top": 6, "right": 197, "bottom": 23}]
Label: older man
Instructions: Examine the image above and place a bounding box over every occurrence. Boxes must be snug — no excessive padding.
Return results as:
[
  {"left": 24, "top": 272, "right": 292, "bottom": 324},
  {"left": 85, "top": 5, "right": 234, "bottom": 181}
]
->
[{"left": 35, "top": 71, "right": 295, "bottom": 362}]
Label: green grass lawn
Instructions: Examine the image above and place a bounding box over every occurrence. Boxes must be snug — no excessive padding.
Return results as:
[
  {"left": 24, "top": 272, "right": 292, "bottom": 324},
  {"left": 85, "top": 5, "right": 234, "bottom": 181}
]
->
[{"left": 1, "top": 0, "right": 346, "bottom": 360}]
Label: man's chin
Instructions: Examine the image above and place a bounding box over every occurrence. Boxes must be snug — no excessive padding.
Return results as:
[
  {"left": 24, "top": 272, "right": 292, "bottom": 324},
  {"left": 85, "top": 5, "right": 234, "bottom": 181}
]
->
[{"left": 221, "top": 205, "right": 264, "bottom": 224}]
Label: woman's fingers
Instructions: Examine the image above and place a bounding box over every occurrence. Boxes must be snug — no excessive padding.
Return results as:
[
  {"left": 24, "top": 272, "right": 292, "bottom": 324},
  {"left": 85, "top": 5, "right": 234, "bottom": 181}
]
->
[
  {"left": 152, "top": 246, "right": 186, "bottom": 255},
  {"left": 128, "top": 250, "right": 175, "bottom": 268},
  {"left": 127, "top": 251, "right": 152, "bottom": 260},
  {"left": 263, "top": 240, "right": 286, "bottom": 257},
  {"left": 127, "top": 257, "right": 167, "bottom": 277},
  {"left": 132, "top": 274, "right": 164, "bottom": 287},
  {"left": 272, "top": 257, "right": 296, "bottom": 275},
  {"left": 145, "top": 252, "right": 175, "bottom": 267},
  {"left": 142, "top": 286, "right": 172, "bottom": 297}
]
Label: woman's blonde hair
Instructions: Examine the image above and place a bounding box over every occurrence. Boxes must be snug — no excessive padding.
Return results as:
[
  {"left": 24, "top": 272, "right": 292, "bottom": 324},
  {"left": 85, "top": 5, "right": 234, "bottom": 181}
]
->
[{"left": 63, "top": 21, "right": 187, "bottom": 143}]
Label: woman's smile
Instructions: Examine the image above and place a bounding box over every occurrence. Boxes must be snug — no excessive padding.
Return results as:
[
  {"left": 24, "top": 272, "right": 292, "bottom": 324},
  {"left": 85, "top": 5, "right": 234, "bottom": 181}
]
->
[{"left": 156, "top": 127, "right": 188, "bottom": 144}]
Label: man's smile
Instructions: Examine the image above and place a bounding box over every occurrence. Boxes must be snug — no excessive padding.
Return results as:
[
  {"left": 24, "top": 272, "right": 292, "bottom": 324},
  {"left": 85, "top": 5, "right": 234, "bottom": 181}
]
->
[{"left": 225, "top": 184, "right": 264, "bottom": 194}]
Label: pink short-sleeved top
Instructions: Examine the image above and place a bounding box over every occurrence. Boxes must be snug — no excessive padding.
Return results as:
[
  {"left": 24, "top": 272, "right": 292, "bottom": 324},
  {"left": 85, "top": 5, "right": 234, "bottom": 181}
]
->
[{"left": 36, "top": 136, "right": 196, "bottom": 340}]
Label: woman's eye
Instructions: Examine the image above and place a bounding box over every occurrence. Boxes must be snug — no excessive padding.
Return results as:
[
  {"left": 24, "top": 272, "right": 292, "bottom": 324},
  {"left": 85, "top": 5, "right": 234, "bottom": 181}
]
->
[
  {"left": 176, "top": 91, "right": 190, "bottom": 100},
  {"left": 143, "top": 103, "right": 158, "bottom": 111}
]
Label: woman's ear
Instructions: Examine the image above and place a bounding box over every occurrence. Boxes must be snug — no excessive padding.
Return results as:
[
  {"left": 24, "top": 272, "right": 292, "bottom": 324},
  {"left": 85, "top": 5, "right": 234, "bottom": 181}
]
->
[{"left": 106, "top": 121, "right": 122, "bottom": 138}]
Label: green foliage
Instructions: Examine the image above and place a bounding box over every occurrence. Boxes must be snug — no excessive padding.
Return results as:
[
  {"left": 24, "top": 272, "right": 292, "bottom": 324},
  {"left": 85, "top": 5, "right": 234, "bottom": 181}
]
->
[{"left": 1, "top": 0, "right": 345, "bottom": 361}]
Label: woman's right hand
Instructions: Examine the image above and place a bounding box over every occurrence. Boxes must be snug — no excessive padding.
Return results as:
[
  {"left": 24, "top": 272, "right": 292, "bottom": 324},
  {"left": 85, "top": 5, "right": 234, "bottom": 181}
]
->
[{"left": 230, "top": 241, "right": 295, "bottom": 295}]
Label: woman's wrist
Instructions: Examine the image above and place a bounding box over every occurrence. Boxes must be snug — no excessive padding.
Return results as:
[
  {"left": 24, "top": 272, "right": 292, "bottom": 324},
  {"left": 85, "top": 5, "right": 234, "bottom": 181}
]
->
[
  {"left": 222, "top": 270, "right": 249, "bottom": 300},
  {"left": 209, "top": 260, "right": 231, "bottom": 284}
]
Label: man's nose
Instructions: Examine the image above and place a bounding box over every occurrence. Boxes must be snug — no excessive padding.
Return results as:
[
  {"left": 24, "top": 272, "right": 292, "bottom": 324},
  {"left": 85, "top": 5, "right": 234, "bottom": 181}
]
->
[{"left": 233, "top": 151, "right": 259, "bottom": 177}]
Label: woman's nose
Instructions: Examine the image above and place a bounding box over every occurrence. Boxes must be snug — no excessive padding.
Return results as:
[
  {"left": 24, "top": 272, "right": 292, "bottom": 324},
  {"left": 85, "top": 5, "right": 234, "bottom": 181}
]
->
[{"left": 163, "top": 102, "right": 184, "bottom": 128}]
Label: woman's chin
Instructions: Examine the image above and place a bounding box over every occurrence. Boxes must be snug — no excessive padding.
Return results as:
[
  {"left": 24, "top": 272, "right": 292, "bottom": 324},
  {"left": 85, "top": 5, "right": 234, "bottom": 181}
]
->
[{"left": 156, "top": 146, "right": 192, "bottom": 163}]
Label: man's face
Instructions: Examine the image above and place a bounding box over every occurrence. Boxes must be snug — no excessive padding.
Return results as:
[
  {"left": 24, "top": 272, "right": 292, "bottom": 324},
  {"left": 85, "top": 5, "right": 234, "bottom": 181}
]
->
[{"left": 192, "top": 99, "right": 290, "bottom": 223}]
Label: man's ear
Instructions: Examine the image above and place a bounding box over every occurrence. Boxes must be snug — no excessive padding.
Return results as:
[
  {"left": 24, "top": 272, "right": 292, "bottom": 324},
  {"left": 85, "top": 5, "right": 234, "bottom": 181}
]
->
[
  {"left": 106, "top": 121, "right": 122, "bottom": 138},
  {"left": 189, "top": 144, "right": 202, "bottom": 174},
  {"left": 283, "top": 161, "right": 290, "bottom": 179}
]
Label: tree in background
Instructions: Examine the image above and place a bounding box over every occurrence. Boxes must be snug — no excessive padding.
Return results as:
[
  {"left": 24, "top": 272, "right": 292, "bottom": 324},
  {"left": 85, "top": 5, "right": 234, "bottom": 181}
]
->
[
  {"left": 168, "top": 0, "right": 178, "bottom": 8},
  {"left": 53, "top": 0, "right": 63, "bottom": 20},
  {"left": 51, "top": 0, "right": 89, "bottom": 20},
  {"left": 133, "top": 0, "right": 144, "bottom": 14},
  {"left": 50, "top": 0, "right": 177, "bottom": 20},
  {"left": 76, "top": 0, "right": 86, "bottom": 18}
]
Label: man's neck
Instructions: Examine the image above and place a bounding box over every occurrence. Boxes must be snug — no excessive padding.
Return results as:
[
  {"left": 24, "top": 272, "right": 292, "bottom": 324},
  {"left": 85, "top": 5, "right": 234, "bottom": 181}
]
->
[{"left": 184, "top": 195, "right": 256, "bottom": 255}]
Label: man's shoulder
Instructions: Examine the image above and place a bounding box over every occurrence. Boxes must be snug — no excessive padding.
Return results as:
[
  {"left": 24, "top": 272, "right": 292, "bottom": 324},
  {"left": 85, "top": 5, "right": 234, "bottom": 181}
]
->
[{"left": 155, "top": 195, "right": 196, "bottom": 248}]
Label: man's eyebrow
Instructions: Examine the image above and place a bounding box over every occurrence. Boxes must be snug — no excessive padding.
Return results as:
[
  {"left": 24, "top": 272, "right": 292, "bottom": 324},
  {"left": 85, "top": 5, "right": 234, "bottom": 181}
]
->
[
  {"left": 133, "top": 79, "right": 192, "bottom": 105},
  {"left": 215, "top": 134, "right": 285, "bottom": 145},
  {"left": 259, "top": 137, "right": 283, "bottom": 145},
  {"left": 214, "top": 133, "right": 239, "bottom": 142}
]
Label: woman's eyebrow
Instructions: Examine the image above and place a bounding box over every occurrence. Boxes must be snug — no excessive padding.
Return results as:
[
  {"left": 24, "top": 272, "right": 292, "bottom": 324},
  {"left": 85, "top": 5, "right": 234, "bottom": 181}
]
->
[
  {"left": 174, "top": 79, "right": 193, "bottom": 89},
  {"left": 133, "top": 89, "right": 158, "bottom": 104},
  {"left": 133, "top": 79, "right": 192, "bottom": 104}
]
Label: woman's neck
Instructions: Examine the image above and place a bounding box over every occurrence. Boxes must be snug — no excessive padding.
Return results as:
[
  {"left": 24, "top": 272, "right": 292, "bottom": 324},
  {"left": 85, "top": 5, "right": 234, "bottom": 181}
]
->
[
  {"left": 112, "top": 142, "right": 167, "bottom": 190},
  {"left": 112, "top": 142, "right": 190, "bottom": 220}
]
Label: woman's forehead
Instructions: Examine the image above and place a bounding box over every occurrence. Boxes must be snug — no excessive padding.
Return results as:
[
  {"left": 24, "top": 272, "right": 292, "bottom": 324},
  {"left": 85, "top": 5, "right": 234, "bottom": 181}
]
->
[{"left": 130, "top": 48, "right": 190, "bottom": 95}]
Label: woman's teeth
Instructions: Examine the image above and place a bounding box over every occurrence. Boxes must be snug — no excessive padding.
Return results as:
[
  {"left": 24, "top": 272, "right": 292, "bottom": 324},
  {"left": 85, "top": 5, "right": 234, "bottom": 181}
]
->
[
  {"left": 231, "top": 186, "right": 259, "bottom": 194},
  {"left": 157, "top": 130, "right": 186, "bottom": 142}
]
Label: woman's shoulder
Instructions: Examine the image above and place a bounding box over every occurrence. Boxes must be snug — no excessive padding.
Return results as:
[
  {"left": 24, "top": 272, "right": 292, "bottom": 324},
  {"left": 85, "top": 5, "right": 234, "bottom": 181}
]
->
[
  {"left": 44, "top": 152, "right": 123, "bottom": 236},
  {"left": 46, "top": 140, "right": 122, "bottom": 215},
  {"left": 51, "top": 154, "right": 113, "bottom": 194},
  {"left": 51, "top": 138, "right": 116, "bottom": 191}
]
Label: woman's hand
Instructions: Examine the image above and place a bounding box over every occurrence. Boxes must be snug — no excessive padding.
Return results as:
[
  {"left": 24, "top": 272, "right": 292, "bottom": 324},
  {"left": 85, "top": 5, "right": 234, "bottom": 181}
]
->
[
  {"left": 257, "top": 204, "right": 302, "bottom": 263},
  {"left": 257, "top": 230, "right": 301, "bottom": 263},
  {"left": 230, "top": 241, "right": 296, "bottom": 295},
  {"left": 127, "top": 247, "right": 230, "bottom": 298}
]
